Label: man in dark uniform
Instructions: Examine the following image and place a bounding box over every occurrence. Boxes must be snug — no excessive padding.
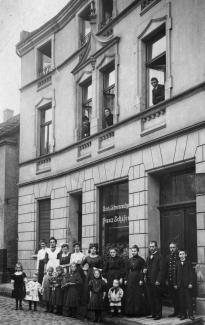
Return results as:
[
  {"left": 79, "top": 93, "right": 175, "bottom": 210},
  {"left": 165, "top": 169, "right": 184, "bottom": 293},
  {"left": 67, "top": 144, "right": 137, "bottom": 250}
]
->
[
  {"left": 145, "top": 241, "right": 164, "bottom": 320},
  {"left": 151, "top": 77, "right": 165, "bottom": 105},
  {"left": 165, "top": 242, "right": 179, "bottom": 317}
]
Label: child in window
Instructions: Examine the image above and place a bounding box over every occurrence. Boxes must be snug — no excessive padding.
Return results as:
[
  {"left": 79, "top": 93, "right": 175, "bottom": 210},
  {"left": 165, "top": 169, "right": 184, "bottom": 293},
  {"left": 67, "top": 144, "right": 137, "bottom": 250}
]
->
[
  {"left": 174, "top": 249, "right": 195, "bottom": 321},
  {"left": 11, "top": 263, "right": 27, "bottom": 310},
  {"left": 88, "top": 269, "right": 106, "bottom": 322},
  {"left": 25, "top": 273, "right": 42, "bottom": 311},
  {"left": 108, "top": 279, "right": 124, "bottom": 317},
  {"left": 41, "top": 266, "right": 54, "bottom": 312}
]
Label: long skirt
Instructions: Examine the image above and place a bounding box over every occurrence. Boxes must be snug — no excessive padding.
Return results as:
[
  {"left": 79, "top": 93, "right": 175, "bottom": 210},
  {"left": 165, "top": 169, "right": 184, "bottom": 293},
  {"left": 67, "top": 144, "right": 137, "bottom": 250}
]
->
[
  {"left": 88, "top": 292, "right": 104, "bottom": 311},
  {"left": 125, "top": 271, "right": 141, "bottom": 316},
  {"left": 64, "top": 285, "right": 80, "bottom": 308}
]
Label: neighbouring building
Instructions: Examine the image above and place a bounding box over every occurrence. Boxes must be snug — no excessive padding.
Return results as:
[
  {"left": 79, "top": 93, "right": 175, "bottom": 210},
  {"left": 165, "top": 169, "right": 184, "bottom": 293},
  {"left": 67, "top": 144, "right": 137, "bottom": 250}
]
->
[
  {"left": 0, "top": 110, "right": 19, "bottom": 282},
  {"left": 16, "top": 0, "right": 205, "bottom": 312}
]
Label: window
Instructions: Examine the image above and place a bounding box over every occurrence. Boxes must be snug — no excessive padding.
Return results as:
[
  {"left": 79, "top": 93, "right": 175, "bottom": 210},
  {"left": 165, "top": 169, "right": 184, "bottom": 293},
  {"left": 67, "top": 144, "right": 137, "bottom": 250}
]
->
[
  {"left": 81, "top": 80, "right": 92, "bottom": 138},
  {"left": 79, "top": 6, "right": 91, "bottom": 46},
  {"left": 37, "top": 199, "right": 51, "bottom": 249},
  {"left": 40, "top": 105, "right": 52, "bottom": 155},
  {"left": 99, "top": 181, "right": 129, "bottom": 255},
  {"left": 103, "top": 65, "right": 115, "bottom": 128},
  {"left": 101, "top": 0, "right": 113, "bottom": 28},
  {"left": 146, "top": 27, "right": 166, "bottom": 107},
  {"left": 37, "top": 41, "right": 52, "bottom": 77}
]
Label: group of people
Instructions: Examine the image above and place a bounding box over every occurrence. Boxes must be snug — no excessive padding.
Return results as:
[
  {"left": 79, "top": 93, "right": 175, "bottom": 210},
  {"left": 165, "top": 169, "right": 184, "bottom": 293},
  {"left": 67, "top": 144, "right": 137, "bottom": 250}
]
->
[{"left": 11, "top": 238, "right": 195, "bottom": 322}]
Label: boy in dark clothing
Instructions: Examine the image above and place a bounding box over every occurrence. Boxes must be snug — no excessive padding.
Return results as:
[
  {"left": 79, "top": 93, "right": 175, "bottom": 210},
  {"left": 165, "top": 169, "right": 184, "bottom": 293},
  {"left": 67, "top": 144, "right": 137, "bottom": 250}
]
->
[{"left": 174, "top": 250, "right": 195, "bottom": 321}]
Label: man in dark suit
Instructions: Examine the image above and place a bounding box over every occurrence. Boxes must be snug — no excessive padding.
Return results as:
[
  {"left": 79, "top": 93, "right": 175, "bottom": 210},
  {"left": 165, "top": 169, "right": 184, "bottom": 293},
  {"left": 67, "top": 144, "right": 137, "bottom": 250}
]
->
[
  {"left": 151, "top": 77, "right": 165, "bottom": 105},
  {"left": 165, "top": 242, "right": 180, "bottom": 317},
  {"left": 174, "top": 250, "right": 194, "bottom": 320},
  {"left": 145, "top": 241, "right": 164, "bottom": 320}
]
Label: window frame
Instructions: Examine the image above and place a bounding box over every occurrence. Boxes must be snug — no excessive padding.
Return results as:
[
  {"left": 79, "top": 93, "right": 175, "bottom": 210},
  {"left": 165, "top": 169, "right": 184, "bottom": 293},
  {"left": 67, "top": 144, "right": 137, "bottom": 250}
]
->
[
  {"left": 145, "top": 25, "right": 166, "bottom": 108},
  {"left": 35, "top": 198, "right": 51, "bottom": 253},
  {"left": 36, "top": 36, "right": 54, "bottom": 79},
  {"left": 39, "top": 104, "right": 52, "bottom": 156},
  {"left": 79, "top": 5, "right": 91, "bottom": 47},
  {"left": 81, "top": 78, "right": 92, "bottom": 139},
  {"left": 102, "top": 63, "right": 115, "bottom": 129}
]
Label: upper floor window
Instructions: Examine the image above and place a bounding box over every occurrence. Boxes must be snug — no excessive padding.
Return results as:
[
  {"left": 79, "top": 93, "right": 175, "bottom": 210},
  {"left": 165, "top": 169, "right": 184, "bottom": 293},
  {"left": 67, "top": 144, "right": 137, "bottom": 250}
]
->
[
  {"left": 146, "top": 27, "right": 166, "bottom": 107},
  {"left": 103, "top": 65, "right": 115, "bottom": 128},
  {"left": 79, "top": 6, "right": 91, "bottom": 46},
  {"left": 141, "top": 0, "right": 160, "bottom": 11},
  {"left": 101, "top": 0, "right": 113, "bottom": 29},
  {"left": 81, "top": 80, "right": 92, "bottom": 138},
  {"left": 37, "top": 41, "right": 52, "bottom": 77},
  {"left": 40, "top": 105, "right": 52, "bottom": 155}
]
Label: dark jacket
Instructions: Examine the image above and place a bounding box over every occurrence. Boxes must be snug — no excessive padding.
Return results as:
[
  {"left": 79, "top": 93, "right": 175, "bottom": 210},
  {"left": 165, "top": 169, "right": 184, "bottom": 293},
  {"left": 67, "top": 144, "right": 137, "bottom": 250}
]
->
[
  {"left": 152, "top": 84, "right": 165, "bottom": 105},
  {"left": 165, "top": 252, "right": 179, "bottom": 285},
  {"left": 146, "top": 250, "right": 164, "bottom": 285},
  {"left": 174, "top": 259, "right": 193, "bottom": 288}
]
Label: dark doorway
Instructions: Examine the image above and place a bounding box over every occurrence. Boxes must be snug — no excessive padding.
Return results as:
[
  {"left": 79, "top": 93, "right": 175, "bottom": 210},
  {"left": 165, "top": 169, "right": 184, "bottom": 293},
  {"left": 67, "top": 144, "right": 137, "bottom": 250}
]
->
[
  {"left": 69, "top": 192, "right": 82, "bottom": 244},
  {"left": 159, "top": 169, "right": 197, "bottom": 263}
]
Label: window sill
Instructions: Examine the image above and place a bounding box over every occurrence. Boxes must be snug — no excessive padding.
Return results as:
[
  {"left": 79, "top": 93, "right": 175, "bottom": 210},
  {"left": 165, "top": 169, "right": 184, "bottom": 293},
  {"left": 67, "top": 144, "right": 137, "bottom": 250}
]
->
[
  {"left": 77, "top": 153, "right": 92, "bottom": 162},
  {"left": 98, "top": 144, "right": 115, "bottom": 154},
  {"left": 141, "top": 122, "right": 166, "bottom": 136}
]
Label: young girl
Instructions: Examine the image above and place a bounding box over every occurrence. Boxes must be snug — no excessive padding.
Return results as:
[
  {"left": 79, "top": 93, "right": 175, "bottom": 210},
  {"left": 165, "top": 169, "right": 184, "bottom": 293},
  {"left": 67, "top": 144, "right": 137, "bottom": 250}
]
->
[
  {"left": 174, "top": 250, "right": 195, "bottom": 321},
  {"left": 42, "top": 266, "right": 54, "bottom": 312},
  {"left": 62, "top": 262, "right": 82, "bottom": 317},
  {"left": 88, "top": 269, "right": 106, "bottom": 322},
  {"left": 50, "top": 265, "right": 64, "bottom": 315},
  {"left": 25, "top": 273, "right": 41, "bottom": 311},
  {"left": 108, "top": 279, "right": 124, "bottom": 317},
  {"left": 11, "top": 263, "right": 27, "bottom": 310}
]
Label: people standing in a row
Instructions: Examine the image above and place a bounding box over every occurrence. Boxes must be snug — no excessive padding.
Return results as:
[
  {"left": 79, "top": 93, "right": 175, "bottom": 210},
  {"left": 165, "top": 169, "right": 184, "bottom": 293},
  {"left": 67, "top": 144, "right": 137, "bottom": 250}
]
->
[{"left": 30, "top": 237, "right": 195, "bottom": 321}]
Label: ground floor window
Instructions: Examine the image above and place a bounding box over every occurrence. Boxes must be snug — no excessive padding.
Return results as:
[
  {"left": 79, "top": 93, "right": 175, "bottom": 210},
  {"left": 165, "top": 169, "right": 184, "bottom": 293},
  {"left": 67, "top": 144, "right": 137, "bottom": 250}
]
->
[
  {"left": 37, "top": 199, "right": 51, "bottom": 249},
  {"left": 99, "top": 181, "right": 129, "bottom": 255}
]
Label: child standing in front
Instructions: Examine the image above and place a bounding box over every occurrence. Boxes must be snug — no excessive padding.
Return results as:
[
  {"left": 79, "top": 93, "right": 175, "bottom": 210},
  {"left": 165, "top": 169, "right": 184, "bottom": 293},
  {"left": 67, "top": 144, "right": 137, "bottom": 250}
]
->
[
  {"left": 50, "top": 265, "right": 64, "bottom": 315},
  {"left": 88, "top": 269, "right": 106, "bottom": 322},
  {"left": 108, "top": 279, "right": 124, "bottom": 317},
  {"left": 25, "top": 273, "right": 42, "bottom": 311},
  {"left": 42, "top": 266, "right": 54, "bottom": 312},
  {"left": 62, "top": 262, "right": 82, "bottom": 317},
  {"left": 174, "top": 249, "right": 195, "bottom": 321},
  {"left": 11, "top": 263, "right": 27, "bottom": 310}
]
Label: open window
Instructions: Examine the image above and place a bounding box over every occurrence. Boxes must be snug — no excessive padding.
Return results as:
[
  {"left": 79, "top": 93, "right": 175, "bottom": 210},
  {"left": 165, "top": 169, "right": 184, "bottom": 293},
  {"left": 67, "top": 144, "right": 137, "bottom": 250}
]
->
[
  {"left": 101, "top": 0, "right": 113, "bottom": 28},
  {"left": 102, "top": 64, "right": 115, "bottom": 128},
  {"left": 37, "top": 40, "right": 52, "bottom": 77},
  {"left": 145, "top": 26, "right": 166, "bottom": 107},
  {"left": 40, "top": 104, "right": 52, "bottom": 155},
  {"left": 81, "top": 79, "right": 92, "bottom": 138},
  {"left": 79, "top": 5, "right": 91, "bottom": 46}
]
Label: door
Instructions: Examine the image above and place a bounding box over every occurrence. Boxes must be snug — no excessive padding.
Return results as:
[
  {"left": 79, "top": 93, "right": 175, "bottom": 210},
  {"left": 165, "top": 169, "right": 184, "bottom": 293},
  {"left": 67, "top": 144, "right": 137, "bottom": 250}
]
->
[{"left": 160, "top": 205, "right": 197, "bottom": 263}]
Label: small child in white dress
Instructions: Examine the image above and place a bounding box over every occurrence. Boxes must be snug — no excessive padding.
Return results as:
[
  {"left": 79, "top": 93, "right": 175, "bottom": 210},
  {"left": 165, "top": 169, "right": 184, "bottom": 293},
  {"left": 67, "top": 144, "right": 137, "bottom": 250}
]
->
[{"left": 25, "top": 273, "right": 42, "bottom": 311}]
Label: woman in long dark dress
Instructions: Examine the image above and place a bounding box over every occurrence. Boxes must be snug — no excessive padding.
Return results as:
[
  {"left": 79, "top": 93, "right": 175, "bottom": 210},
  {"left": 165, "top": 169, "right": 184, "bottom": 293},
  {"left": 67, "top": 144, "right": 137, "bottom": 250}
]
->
[
  {"left": 82, "top": 243, "right": 103, "bottom": 281},
  {"left": 125, "top": 245, "right": 146, "bottom": 316},
  {"left": 103, "top": 247, "right": 125, "bottom": 290},
  {"left": 11, "top": 263, "right": 27, "bottom": 310}
]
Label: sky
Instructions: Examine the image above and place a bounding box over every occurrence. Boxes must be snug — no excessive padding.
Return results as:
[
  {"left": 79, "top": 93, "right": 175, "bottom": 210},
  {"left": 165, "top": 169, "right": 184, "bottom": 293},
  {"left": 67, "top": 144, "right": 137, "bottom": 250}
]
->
[{"left": 0, "top": 0, "right": 69, "bottom": 123}]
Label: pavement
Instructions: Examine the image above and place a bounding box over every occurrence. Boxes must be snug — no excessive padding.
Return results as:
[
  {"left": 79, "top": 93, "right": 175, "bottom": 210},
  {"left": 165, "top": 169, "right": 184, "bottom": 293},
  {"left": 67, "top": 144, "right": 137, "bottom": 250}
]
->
[{"left": 0, "top": 284, "right": 204, "bottom": 325}]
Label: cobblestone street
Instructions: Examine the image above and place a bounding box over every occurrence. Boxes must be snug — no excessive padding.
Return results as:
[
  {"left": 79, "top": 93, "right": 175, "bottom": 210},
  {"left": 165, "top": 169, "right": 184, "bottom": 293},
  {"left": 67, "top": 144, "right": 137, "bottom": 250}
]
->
[{"left": 0, "top": 296, "right": 96, "bottom": 325}]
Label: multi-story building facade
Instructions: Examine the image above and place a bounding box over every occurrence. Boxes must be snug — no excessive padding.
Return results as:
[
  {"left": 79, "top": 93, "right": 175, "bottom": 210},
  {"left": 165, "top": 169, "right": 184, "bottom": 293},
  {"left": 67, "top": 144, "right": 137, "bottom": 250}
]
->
[
  {"left": 16, "top": 0, "right": 205, "bottom": 312},
  {"left": 0, "top": 110, "right": 19, "bottom": 282}
]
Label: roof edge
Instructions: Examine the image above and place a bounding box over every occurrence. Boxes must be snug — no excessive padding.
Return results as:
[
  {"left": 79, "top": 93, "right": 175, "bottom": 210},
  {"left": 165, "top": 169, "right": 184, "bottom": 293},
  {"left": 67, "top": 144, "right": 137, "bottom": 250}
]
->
[{"left": 16, "top": 0, "right": 89, "bottom": 57}]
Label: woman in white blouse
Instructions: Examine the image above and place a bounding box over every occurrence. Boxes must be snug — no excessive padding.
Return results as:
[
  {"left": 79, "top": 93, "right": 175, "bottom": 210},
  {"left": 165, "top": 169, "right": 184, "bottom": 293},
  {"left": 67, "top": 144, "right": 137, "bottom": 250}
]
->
[
  {"left": 46, "top": 237, "right": 61, "bottom": 272},
  {"left": 36, "top": 239, "right": 48, "bottom": 284}
]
